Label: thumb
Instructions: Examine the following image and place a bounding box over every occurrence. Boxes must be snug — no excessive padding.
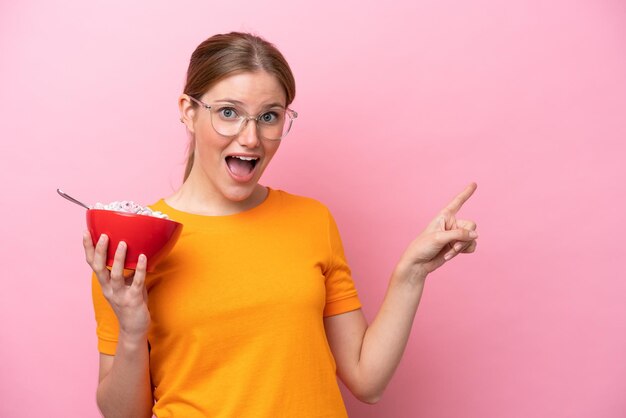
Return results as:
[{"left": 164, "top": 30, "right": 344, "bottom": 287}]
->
[
  {"left": 434, "top": 228, "right": 478, "bottom": 246},
  {"left": 426, "top": 214, "right": 446, "bottom": 232}
]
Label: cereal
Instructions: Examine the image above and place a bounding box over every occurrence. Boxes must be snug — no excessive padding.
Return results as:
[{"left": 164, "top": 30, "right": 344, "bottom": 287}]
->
[{"left": 92, "top": 200, "right": 169, "bottom": 219}]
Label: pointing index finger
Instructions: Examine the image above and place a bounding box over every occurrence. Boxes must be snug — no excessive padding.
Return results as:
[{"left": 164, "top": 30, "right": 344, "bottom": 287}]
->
[{"left": 443, "top": 182, "right": 477, "bottom": 214}]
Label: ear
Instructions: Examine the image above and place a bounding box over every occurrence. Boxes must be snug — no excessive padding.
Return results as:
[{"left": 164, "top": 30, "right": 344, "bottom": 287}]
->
[{"left": 178, "top": 94, "right": 196, "bottom": 133}]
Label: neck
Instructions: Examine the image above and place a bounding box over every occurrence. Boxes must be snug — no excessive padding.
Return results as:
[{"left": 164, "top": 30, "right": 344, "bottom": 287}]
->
[{"left": 166, "top": 170, "right": 268, "bottom": 216}]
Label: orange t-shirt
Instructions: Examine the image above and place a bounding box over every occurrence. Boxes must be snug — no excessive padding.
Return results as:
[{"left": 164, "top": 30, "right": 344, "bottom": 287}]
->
[{"left": 92, "top": 188, "right": 361, "bottom": 417}]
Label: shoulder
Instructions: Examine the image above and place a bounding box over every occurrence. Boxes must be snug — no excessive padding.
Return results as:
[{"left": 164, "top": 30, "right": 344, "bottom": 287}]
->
[
  {"left": 147, "top": 198, "right": 168, "bottom": 213},
  {"left": 269, "top": 188, "right": 331, "bottom": 217}
]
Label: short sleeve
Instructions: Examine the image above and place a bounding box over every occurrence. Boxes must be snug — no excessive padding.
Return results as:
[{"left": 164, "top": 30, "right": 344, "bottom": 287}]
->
[
  {"left": 323, "top": 209, "right": 361, "bottom": 317},
  {"left": 91, "top": 273, "right": 119, "bottom": 355}
]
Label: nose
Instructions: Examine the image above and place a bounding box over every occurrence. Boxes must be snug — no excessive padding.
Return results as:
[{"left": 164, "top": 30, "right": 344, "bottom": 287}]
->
[{"left": 236, "top": 118, "right": 261, "bottom": 148}]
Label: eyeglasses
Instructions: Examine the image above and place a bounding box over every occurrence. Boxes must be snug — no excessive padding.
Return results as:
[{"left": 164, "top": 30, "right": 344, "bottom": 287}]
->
[{"left": 187, "top": 95, "right": 298, "bottom": 141}]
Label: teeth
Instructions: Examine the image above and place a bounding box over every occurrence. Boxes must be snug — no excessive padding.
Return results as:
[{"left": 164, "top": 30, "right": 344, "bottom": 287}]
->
[{"left": 233, "top": 156, "right": 258, "bottom": 161}]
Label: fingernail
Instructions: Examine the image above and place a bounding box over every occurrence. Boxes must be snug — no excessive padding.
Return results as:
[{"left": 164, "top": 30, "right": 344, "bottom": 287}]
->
[
  {"left": 469, "top": 231, "right": 478, "bottom": 238},
  {"left": 444, "top": 253, "right": 453, "bottom": 261},
  {"left": 454, "top": 242, "right": 464, "bottom": 252},
  {"left": 139, "top": 254, "right": 146, "bottom": 263},
  {"left": 99, "top": 234, "right": 107, "bottom": 243},
  {"left": 118, "top": 241, "right": 126, "bottom": 250}
]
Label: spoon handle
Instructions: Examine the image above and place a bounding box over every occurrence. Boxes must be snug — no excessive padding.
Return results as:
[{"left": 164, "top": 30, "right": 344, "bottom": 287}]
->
[{"left": 57, "top": 189, "right": 91, "bottom": 210}]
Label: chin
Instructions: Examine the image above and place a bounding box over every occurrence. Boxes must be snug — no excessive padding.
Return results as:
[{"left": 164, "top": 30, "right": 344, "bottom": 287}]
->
[{"left": 221, "top": 183, "right": 259, "bottom": 203}]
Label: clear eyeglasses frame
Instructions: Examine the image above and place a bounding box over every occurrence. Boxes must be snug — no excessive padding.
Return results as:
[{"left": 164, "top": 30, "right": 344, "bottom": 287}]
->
[{"left": 186, "top": 95, "right": 298, "bottom": 141}]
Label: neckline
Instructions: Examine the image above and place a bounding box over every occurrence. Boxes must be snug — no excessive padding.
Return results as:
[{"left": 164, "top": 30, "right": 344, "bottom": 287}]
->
[{"left": 157, "top": 187, "right": 276, "bottom": 220}]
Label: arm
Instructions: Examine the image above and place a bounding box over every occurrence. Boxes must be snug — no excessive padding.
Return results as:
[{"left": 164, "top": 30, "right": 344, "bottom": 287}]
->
[
  {"left": 324, "top": 269, "right": 424, "bottom": 404},
  {"left": 85, "top": 232, "right": 154, "bottom": 418},
  {"left": 325, "top": 183, "right": 478, "bottom": 403},
  {"left": 96, "top": 341, "right": 152, "bottom": 418}
]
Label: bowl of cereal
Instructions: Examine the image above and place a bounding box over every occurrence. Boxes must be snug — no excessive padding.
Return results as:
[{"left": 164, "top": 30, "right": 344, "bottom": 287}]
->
[{"left": 85, "top": 200, "right": 183, "bottom": 272}]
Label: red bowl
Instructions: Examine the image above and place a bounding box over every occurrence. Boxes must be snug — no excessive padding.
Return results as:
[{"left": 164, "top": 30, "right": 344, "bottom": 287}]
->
[{"left": 86, "top": 209, "right": 183, "bottom": 272}]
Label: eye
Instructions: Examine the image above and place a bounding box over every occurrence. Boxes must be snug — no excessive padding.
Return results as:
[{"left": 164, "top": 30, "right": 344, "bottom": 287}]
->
[
  {"left": 217, "top": 107, "right": 239, "bottom": 120},
  {"left": 259, "top": 111, "right": 280, "bottom": 124}
]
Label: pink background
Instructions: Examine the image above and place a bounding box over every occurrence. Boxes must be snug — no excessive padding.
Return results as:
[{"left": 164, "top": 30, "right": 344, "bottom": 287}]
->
[{"left": 1, "top": 1, "right": 625, "bottom": 417}]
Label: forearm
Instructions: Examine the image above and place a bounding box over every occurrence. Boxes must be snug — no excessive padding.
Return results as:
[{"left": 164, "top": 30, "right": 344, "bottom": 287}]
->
[
  {"left": 356, "top": 263, "right": 426, "bottom": 401},
  {"left": 334, "top": 184, "right": 478, "bottom": 403},
  {"left": 97, "top": 333, "right": 153, "bottom": 418}
]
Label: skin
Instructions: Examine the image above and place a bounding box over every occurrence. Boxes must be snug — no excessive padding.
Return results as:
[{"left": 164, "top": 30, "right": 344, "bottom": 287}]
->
[
  {"left": 84, "top": 70, "right": 478, "bottom": 416},
  {"left": 323, "top": 183, "right": 478, "bottom": 402},
  {"left": 169, "top": 71, "right": 285, "bottom": 216}
]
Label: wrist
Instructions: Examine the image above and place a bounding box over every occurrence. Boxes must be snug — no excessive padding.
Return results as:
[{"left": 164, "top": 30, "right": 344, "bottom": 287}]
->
[
  {"left": 393, "top": 259, "right": 428, "bottom": 286},
  {"left": 118, "top": 329, "right": 149, "bottom": 350}
]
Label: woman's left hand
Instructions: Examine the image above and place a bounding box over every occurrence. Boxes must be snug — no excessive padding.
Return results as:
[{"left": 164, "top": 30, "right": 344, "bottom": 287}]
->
[{"left": 398, "top": 183, "right": 478, "bottom": 281}]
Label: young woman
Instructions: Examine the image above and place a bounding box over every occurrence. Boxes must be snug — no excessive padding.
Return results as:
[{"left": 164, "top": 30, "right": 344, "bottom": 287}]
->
[{"left": 85, "top": 32, "right": 478, "bottom": 418}]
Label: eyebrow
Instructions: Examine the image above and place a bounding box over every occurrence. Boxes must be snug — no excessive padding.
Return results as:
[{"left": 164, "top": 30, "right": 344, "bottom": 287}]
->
[{"left": 214, "top": 98, "right": 286, "bottom": 109}]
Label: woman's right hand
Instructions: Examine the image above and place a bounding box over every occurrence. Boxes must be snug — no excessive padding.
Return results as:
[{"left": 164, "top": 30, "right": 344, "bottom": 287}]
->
[{"left": 84, "top": 232, "right": 151, "bottom": 339}]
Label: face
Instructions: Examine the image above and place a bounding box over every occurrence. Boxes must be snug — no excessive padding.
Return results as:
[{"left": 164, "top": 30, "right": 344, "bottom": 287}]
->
[{"left": 179, "top": 71, "right": 286, "bottom": 206}]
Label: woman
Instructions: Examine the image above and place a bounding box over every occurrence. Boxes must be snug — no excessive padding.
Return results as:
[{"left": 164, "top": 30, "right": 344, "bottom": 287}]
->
[{"left": 86, "top": 32, "right": 478, "bottom": 418}]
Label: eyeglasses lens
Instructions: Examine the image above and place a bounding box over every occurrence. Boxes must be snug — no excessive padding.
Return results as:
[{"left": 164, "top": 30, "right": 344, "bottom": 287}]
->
[{"left": 210, "top": 107, "right": 292, "bottom": 140}]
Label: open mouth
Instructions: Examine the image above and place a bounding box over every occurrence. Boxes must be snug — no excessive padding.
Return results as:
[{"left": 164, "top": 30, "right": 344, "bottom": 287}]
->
[{"left": 225, "top": 155, "right": 260, "bottom": 179}]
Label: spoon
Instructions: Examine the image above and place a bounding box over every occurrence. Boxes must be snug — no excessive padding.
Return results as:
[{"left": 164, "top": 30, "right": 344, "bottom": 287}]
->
[{"left": 57, "top": 189, "right": 91, "bottom": 210}]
